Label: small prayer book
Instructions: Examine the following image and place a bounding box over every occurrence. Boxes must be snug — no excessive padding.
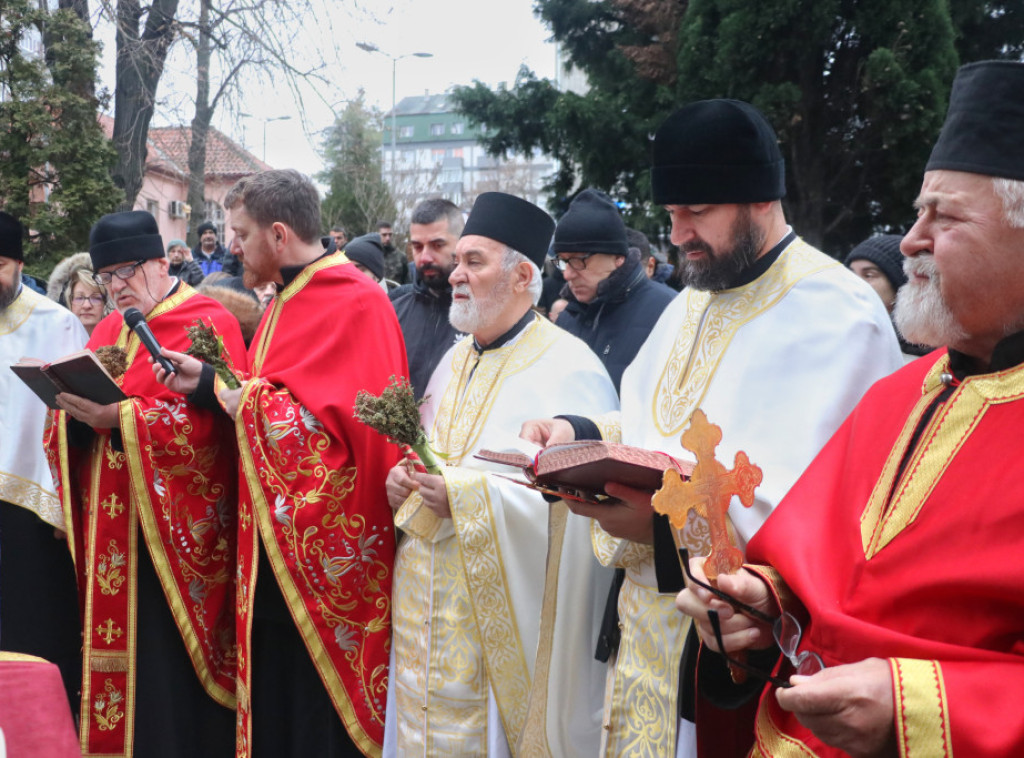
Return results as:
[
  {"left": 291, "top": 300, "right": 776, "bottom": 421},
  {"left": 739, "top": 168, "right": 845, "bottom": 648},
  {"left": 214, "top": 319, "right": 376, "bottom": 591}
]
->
[
  {"left": 476, "top": 441, "right": 692, "bottom": 502},
  {"left": 11, "top": 350, "right": 128, "bottom": 410}
]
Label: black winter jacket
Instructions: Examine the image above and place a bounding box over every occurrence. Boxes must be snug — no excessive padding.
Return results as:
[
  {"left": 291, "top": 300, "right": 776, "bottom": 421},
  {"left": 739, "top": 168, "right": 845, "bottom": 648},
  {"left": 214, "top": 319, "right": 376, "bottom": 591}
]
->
[{"left": 556, "top": 252, "right": 676, "bottom": 392}]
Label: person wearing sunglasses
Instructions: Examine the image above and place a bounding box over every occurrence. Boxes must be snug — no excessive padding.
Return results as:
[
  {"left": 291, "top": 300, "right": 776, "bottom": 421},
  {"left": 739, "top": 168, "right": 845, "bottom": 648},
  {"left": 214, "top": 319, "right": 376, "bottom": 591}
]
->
[
  {"left": 678, "top": 60, "right": 1024, "bottom": 758},
  {"left": 45, "top": 209, "right": 247, "bottom": 757}
]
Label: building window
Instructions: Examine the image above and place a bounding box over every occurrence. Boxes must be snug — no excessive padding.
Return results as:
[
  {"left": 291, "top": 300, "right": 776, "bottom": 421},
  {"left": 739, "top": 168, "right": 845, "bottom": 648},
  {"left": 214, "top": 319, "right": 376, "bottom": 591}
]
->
[
  {"left": 146, "top": 199, "right": 159, "bottom": 218},
  {"left": 399, "top": 125, "right": 414, "bottom": 138},
  {"left": 451, "top": 122, "right": 465, "bottom": 135},
  {"left": 430, "top": 123, "right": 445, "bottom": 136}
]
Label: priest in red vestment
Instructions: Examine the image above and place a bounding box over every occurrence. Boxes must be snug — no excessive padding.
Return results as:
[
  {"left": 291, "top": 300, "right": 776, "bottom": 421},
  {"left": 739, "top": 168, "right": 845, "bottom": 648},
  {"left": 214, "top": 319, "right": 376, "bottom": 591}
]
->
[
  {"left": 45, "top": 210, "right": 247, "bottom": 758},
  {"left": 155, "top": 169, "right": 407, "bottom": 757},
  {"left": 676, "top": 60, "right": 1024, "bottom": 758}
]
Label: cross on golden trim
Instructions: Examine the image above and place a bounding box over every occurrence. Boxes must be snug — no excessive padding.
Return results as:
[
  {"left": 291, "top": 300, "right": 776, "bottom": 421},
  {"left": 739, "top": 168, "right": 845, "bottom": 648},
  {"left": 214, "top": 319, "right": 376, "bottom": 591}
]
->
[
  {"left": 652, "top": 409, "right": 762, "bottom": 580},
  {"left": 96, "top": 618, "right": 123, "bottom": 645}
]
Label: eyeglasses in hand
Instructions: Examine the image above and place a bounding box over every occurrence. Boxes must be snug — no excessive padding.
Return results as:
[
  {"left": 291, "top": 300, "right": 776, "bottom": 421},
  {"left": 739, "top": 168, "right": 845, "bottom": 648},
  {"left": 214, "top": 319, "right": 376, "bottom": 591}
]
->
[
  {"left": 681, "top": 551, "right": 824, "bottom": 688},
  {"left": 93, "top": 260, "right": 147, "bottom": 285}
]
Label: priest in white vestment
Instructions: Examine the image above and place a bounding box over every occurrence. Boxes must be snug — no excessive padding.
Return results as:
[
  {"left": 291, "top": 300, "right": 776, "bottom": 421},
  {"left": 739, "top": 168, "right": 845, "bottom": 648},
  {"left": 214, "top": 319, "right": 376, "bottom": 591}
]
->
[
  {"left": 522, "top": 100, "right": 904, "bottom": 758},
  {"left": 0, "top": 211, "right": 89, "bottom": 712},
  {"left": 383, "top": 192, "right": 620, "bottom": 757}
]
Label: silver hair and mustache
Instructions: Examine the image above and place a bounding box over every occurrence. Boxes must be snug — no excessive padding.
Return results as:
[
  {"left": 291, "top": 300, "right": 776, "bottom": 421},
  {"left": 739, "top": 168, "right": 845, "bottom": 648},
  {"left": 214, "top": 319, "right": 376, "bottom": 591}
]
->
[{"left": 893, "top": 255, "right": 966, "bottom": 349}]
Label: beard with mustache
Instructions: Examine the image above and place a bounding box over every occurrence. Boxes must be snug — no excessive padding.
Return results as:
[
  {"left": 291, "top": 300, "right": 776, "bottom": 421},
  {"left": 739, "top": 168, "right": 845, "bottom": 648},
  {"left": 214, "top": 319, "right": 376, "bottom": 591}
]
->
[
  {"left": 418, "top": 261, "right": 455, "bottom": 292},
  {"left": 677, "top": 205, "right": 766, "bottom": 292},
  {"left": 449, "top": 275, "right": 514, "bottom": 335},
  {"left": 893, "top": 255, "right": 966, "bottom": 350},
  {"left": 0, "top": 276, "right": 20, "bottom": 311}
]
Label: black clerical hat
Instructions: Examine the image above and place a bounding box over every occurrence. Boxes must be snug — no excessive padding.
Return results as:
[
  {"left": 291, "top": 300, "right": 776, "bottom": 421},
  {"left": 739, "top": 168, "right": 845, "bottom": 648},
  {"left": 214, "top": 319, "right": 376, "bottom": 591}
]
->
[
  {"left": 926, "top": 60, "right": 1024, "bottom": 181},
  {"left": 461, "top": 192, "right": 554, "bottom": 267},
  {"left": 554, "top": 189, "right": 629, "bottom": 256},
  {"left": 651, "top": 99, "right": 786, "bottom": 206},
  {"left": 0, "top": 212, "right": 24, "bottom": 261},
  {"left": 89, "top": 211, "right": 165, "bottom": 271}
]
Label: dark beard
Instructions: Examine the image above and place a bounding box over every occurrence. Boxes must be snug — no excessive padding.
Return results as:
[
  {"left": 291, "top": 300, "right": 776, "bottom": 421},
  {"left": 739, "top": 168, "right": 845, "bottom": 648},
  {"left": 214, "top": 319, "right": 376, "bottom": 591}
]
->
[
  {"left": 418, "top": 263, "right": 452, "bottom": 292},
  {"left": 0, "top": 279, "right": 19, "bottom": 310},
  {"left": 677, "top": 208, "right": 765, "bottom": 292}
]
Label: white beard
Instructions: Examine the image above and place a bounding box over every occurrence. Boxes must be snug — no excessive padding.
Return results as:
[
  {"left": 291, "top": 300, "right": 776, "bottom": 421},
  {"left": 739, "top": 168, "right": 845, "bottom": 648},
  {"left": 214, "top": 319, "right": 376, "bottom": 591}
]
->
[
  {"left": 893, "top": 256, "right": 966, "bottom": 349},
  {"left": 449, "top": 279, "right": 512, "bottom": 334}
]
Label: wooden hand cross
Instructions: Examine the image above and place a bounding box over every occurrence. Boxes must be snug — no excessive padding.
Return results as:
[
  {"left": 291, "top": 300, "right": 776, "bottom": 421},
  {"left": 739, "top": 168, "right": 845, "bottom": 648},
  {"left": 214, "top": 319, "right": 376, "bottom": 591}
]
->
[{"left": 652, "top": 409, "right": 762, "bottom": 580}]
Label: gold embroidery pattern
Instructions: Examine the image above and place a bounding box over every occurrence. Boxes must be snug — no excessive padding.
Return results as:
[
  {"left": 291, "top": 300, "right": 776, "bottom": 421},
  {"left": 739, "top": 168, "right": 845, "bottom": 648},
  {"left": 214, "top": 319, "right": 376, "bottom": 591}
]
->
[
  {"left": 861, "top": 357, "right": 1024, "bottom": 557},
  {"left": 0, "top": 471, "right": 62, "bottom": 528},
  {"left": 751, "top": 702, "right": 819, "bottom": 757},
  {"left": 245, "top": 386, "right": 391, "bottom": 730},
  {"left": 893, "top": 658, "right": 952, "bottom": 758},
  {"left": 0, "top": 286, "right": 37, "bottom": 335},
  {"left": 92, "top": 678, "right": 125, "bottom": 732},
  {"left": 96, "top": 540, "right": 127, "bottom": 596},
  {"left": 95, "top": 618, "right": 124, "bottom": 645},
  {"left": 446, "top": 468, "right": 533, "bottom": 746},
  {"left": 652, "top": 240, "right": 835, "bottom": 436},
  {"left": 591, "top": 523, "right": 653, "bottom": 570},
  {"left": 433, "top": 319, "right": 558, "bottom": 463},
  {"left": 603, "top": 574, "right": 690, "bottom": 757}
]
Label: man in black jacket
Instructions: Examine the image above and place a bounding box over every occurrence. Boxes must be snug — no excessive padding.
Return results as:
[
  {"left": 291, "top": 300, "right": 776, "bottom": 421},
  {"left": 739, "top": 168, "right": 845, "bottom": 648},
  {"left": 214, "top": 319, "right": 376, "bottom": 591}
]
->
[
  {"left": 388, "top": 198, "right": 466, "bottom": 399},
  {"left": 553, "top": 189, "right": 676, "bottom": 391}
]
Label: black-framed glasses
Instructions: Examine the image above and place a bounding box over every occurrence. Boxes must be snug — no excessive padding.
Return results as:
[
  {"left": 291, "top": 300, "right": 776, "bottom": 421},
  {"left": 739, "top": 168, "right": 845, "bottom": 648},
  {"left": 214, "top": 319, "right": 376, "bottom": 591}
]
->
[
  {"left": 93, "top": 260, "right": 147, "bottom": 285},
  {"left": 553, "top": 254, "right": 595, "bottom": 272}
]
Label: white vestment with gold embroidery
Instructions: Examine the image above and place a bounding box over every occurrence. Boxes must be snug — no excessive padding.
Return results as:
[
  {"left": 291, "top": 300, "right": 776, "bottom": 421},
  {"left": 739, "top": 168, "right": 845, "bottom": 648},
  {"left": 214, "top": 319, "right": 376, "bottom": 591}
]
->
[
  {"left": 385, "top": 316, "right": 619, "bottom": 757},
  {"left": 0, "top": 287, "right": 87, "bottom": 527},
  {"left": 596, "top": 237, "right": 904, "bottom": 757}
]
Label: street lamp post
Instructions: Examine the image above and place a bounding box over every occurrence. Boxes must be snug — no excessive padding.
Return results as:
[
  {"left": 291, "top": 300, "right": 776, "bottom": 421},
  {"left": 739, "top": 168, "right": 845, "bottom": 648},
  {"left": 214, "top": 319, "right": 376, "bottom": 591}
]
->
[
  {"left": 356, "top": 42, "right": 433, "bottom": 193},
  {"left": 240, "top": 113, "right": 292, "bottom": 163}
]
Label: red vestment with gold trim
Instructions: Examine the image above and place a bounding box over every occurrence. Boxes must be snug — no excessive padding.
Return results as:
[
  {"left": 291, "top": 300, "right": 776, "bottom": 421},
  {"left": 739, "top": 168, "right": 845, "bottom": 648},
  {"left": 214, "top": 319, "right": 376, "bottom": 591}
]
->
[
  {"left": 233, "top": 255, "right": 406, "bottom": 757},
  {"left": 725, "top": 351, "right": 1024, "bottom": 757},
  {"left": 45, "top": 285, "right": 247, "bottom": 758}
]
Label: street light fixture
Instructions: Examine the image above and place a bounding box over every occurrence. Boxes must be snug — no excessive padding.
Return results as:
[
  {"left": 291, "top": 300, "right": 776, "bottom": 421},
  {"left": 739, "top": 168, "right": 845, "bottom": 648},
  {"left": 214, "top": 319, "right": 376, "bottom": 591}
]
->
[
  {"left": 356, "top": 42, "right": 433, "bottom": 192},
  {"left": 240, "top": 113, "right": 292, "bottom": 163}
]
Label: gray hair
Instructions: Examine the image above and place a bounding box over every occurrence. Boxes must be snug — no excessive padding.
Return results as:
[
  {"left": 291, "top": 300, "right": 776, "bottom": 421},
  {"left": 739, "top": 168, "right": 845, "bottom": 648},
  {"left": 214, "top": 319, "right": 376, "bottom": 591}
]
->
[
  {"left": 410, "top": 198, "right": 465, "bottom": 237},
  {"left": 993, "top": 177, "right": 1024, "bottom": 228},
  {"left": 224, "top": 169, "right": 322, "bottom": 244},
  {"left": 501, "top": 246, "right": 542, "bottom": 305}
]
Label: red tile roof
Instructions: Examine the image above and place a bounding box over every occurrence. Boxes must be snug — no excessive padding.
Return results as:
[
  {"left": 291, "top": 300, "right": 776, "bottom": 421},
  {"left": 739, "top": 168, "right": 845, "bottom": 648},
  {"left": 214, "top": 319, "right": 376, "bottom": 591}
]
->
[{"left": 98, "top": 115, "right": 269, "bottom": 179}]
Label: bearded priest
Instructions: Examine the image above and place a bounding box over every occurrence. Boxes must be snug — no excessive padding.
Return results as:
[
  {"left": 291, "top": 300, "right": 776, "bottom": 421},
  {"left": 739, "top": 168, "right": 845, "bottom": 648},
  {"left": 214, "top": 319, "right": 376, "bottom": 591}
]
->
[{"left": 382, "top": 192, "right": 620, "bottom": 757}]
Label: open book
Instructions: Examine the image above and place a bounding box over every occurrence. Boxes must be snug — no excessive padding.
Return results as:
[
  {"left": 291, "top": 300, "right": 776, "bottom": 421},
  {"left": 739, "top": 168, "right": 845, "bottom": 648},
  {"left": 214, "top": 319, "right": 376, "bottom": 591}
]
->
[
  {"left": 476, "top": 440, "right": 693, "bottom": 503},
  {"left": 10, "top": 349, "right": 128, "bottom": 410}
]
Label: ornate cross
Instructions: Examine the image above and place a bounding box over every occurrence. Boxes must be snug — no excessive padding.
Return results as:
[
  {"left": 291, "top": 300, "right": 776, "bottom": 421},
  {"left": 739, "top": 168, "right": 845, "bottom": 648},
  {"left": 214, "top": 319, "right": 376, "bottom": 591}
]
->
[
  {"left": 96, "top": 618, "right": 124, "bottom": 645},
  {"left": 101, "top": 494, "right": 125, "bottom": 519},
  {"left": 652, "top": 409, "right": 763, "bottom": 580}
]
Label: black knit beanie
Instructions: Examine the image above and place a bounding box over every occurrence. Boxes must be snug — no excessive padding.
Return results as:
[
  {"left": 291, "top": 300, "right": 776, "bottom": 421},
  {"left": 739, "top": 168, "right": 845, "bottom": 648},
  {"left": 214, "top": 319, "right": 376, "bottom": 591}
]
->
[
  {"left": 553, "top": 189, "right": 629, "bottom": 256},
  {"left": 844, "top": 234, "right": 906, "bottom": 291}
]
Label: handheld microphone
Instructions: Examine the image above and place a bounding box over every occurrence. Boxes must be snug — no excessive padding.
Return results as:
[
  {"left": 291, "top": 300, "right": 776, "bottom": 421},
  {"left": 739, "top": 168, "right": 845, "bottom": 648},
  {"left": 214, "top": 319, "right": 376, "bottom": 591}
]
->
[{"left": 123, "top": 307, "right": 176, "bottom": 375}]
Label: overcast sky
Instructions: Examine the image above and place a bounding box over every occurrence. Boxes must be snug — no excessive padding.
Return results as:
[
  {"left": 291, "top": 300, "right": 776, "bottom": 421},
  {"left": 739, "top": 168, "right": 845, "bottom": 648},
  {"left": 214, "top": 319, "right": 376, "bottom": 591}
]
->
[{"left": 97, "top": 0, "right": 558, "bottom": 183}]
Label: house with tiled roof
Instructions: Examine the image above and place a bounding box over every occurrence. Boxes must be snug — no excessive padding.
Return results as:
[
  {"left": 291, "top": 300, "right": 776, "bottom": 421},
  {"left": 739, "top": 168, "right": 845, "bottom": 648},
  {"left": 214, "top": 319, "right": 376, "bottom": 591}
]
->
[{"left": 100, "top": 115, "right": 269, "bottom": 244}]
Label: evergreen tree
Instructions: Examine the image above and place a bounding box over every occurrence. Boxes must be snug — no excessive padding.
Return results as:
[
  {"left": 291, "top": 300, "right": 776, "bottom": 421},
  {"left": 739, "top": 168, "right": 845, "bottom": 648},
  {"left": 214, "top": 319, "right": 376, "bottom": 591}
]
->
[
  {"left": 0, "top": 0, "right": 122, "bottom": 274},
  {"left": 453, "top": 0, "right": 1019, "bottom": 253},
  {"left": 318, "top": 96, "right": 396, "bottom": 239}
]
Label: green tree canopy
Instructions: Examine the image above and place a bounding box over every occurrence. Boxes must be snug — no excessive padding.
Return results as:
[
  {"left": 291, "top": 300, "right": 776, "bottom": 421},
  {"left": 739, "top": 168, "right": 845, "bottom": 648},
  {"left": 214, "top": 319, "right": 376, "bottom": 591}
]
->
[
  {"left": 0, "top": 0, "right": 122, "bottom": 274},
  {"left": 454, "top": 0, "right": 1017, "bottom": 254},
  {"left": 318, "top": 95, "right": 396, "bottom": 239}
]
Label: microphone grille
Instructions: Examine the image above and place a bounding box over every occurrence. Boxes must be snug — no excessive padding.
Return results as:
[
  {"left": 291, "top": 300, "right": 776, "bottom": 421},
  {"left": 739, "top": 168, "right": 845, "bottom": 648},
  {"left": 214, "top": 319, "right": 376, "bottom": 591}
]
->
[{"left": 123, "top": 307, "right": 144, "bottom": 328}]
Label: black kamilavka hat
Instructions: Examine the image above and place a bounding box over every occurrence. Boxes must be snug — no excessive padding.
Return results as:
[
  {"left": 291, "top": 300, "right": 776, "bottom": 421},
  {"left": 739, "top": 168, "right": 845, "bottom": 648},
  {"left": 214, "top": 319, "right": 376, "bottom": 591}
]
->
[
  {"left": 461, "top": 192, "right": 554, "bottom": 267},
  {"left": 651, "top": 99, "right": 786, "bottom": 206},
  {"left": 926, "top": 60, "right": 1024, "bottom": 181},
  {"left": 0, "top": 212, "right": 24, "bottom": 261}
]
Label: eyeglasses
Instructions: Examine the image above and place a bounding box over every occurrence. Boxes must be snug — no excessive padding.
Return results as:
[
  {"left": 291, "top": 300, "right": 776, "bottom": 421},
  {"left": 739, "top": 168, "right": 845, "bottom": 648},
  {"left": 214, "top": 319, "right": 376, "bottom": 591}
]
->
[
  {"left": 71, "top": 294, "right": 105, "bottom": 305},
  {"left": 553, "top": 254, "right": 595, "bottom": 272},
  {"left": 681, "top": 551, "right": 824, "bottom": 688},
  {"left": 93, "top": 260, "right": 147, "bottom": 285}
]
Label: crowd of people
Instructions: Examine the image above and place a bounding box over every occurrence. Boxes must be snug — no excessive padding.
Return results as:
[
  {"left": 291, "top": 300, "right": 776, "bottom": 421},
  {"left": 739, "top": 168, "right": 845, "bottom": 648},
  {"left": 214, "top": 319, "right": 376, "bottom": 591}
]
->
[{"left": 0, "top": 57, "right": 1022, "bottom": 758}]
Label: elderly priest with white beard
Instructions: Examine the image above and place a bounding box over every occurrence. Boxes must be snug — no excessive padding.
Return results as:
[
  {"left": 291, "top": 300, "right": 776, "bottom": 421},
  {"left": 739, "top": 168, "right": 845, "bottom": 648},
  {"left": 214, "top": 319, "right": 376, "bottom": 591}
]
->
[{"left": 382, "top": 192, "right": 620, "bottom": 757}]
